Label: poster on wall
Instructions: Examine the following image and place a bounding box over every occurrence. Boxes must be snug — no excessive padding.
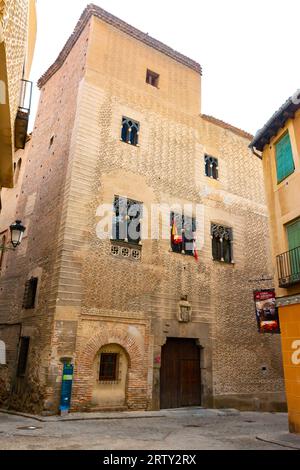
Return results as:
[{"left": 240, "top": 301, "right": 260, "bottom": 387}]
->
[{"left": 253, "top": 289, "right": 280, "bottom": 334}]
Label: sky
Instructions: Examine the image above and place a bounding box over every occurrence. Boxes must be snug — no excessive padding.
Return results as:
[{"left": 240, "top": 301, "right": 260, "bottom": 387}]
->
[{"left": 29, "top": 0, "right": 300, "bottom": 135}]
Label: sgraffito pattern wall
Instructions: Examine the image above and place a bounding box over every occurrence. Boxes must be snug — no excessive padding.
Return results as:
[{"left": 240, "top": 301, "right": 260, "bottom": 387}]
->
[
  {"left": 1, "top": 0, "right": 28, "bottom": 127},
  {"left": 0, "top": 8, "right": 286, "bottom": 413}
]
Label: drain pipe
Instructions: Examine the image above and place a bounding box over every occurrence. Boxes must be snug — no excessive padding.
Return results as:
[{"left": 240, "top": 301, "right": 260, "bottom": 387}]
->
[{"left": 250, "top": 146, "right": 263, "bottom": 160}]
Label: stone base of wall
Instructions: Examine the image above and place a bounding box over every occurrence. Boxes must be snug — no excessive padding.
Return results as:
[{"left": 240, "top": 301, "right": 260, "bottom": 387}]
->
[{"left": 213, "top": 392, "right": 287, "bottom": 413}]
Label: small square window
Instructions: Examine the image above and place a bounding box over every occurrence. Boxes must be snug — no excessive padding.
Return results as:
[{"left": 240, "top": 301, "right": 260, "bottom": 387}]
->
[
  {"left": 99, "top": 353, "right": 118, "bottom": 381},
  {"left": 146, "top": 69, "right": 159, "bottom": 88}
]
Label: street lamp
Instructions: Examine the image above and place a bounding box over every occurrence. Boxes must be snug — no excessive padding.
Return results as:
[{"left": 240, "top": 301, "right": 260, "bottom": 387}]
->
[{"left": 0, "top": 220, "right": 26, "bottom": 251}]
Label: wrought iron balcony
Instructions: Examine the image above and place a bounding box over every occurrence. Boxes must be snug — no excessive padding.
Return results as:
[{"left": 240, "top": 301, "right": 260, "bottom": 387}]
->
[
  {"left": 277, "top": 246, "right": 300, "bottom": 288},
  {"left": 15, "top": 79, "right": 33, "bottom": 150}
]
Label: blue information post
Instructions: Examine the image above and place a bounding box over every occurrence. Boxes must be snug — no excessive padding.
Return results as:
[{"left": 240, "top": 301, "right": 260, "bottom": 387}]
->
[{"left": 60, "top": 363, "right": 74, "bottom": 413}]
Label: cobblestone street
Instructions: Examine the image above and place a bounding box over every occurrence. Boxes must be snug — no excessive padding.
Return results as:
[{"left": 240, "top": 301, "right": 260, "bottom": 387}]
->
[{"left": 0, "top": 408, "right": 299, "bottom": 450}]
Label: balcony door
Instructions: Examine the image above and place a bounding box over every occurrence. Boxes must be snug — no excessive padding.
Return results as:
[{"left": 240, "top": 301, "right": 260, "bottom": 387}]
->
[{"left": 287, "top": 219, "right": 300, "bottom": 281}]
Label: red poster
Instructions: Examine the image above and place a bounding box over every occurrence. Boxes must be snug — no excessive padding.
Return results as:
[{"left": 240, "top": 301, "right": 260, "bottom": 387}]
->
[{"left": 253, "top": 289, "right": 280, "bottom": 334}]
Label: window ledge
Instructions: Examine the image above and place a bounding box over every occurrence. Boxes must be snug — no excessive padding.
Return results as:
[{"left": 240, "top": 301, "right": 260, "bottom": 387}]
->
[
  {"left": 120, "top": 139, "right": 140, "bottom": 148},
  {"left": 212, "top": 258, "right": 235, "bottom": 266},
  {"left": 98, "top": 380, "right": 121, "bottom": 385}
]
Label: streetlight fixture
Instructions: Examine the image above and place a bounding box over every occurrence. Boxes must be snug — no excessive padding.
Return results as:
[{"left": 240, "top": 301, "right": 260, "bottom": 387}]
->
[{"left": 0, "top": 220, "right": 26, "bottom": 251}]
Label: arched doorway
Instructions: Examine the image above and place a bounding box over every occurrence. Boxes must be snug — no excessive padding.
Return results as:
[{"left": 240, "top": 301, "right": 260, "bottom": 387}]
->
[
  {"left": 92, "top": 344, "right": 129, "bottom": 408},
  {"left": 160, "top": 338, "right": 201, "bottom": 409}
]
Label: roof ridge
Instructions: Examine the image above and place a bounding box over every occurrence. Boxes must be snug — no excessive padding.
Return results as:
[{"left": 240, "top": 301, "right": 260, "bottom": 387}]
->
[
  {"left": 38, "top": 3, "right": 202, "bottom": 89},
  {"left": 201, "top": 114, "right": 253, "bottom": 140}
]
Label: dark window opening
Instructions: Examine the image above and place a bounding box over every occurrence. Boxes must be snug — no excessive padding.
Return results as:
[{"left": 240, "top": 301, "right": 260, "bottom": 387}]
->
[
  {"left": 146, "top": 69, "right": 159, "bottom": 88},
  {"left": 49, "top": 136, "right": 54, "bottom": 149},
  {"left": 121, "top": 117, "right": 140, "bottom": 146},
  {"left": 22, "top": 277, "right": 38, "bottom": 309},
  {"left": 99, "top": 353, "right": 118, "bottom": 381},
  {"left": 205, "top": 155, "right": 219, "bottom": 180},
  {"left": 211, "top": 224, "right": 233, "bottom": 264},
  {"left": 17, "top": 337, "right": 30, "bottom": 377},
  {"left": 171, "top": 212, "right": 196, "bottom": 256},
  {"left": 112, "top": 196, "right": 143, "bottom": 245},
  {"left": 0, "top": 233, "right": 6, "bottom": 270},
  {"left": 14, "top": 158, "right": 22, "bottom": 185}
]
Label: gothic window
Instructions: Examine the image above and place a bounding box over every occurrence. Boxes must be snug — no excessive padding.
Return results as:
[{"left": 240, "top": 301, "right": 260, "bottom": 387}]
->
[
  {"left": 22, "top": 277, "right": 38, "bottom": 309},
  {"left": 99, "top": 353, "right": 118, "bottom": 381},
  {"left": 171, "top": 212, "right": 197, "bottom": 256},
  {"left": 112, "top": 196, "right": 143, "bottom": 245},
  {"left": 205, "top": 155, "right": 219, "bottom": 180},
  {"left": 17, "top": 337, "right": 30, "bottom": 377},
  {"left": 146, "top": 69, "right": 159, "bottom": 88},
  {"left": 211, "top": 224, "right": 233, "bottom": 264},
  {"left": 121, "top": 117, "right": 140, "bottom": 146}
]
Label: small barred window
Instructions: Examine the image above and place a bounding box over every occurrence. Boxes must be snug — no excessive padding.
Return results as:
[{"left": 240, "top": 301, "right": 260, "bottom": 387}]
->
[
  {"left": 205, "top": 155, "right": 219, "bottom": 180},
  {"left": 22, "top": 277, "right": 38, "bottom": 309},
  {"left": 99, "top": 353, "right": 119, "bottom": 381},
  {"left": 121, "top": 117, "right": 140, "bottom": 146},
  {"left": 146, "top": 69, "right": 159, "bottom": 88}
]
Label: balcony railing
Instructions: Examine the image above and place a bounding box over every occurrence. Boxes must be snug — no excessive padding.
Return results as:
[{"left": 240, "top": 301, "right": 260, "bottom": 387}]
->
[
  {"left": 15, "top": 79, "right": 33, "bottom": 150},
  {"left": 277, "top": 246, "right": 300, "bottom": 288}
]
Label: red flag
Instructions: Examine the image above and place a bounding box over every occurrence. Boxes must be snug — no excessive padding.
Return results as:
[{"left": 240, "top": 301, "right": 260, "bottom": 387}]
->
[
  {"left": 171, "top": 219, "right": 182, "bottom": 245},
  {"left": 193, "top": 235, "right": 199, "bottom": 262}
]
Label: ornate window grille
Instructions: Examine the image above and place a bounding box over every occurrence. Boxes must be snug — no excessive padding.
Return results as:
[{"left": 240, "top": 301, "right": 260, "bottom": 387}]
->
[
  {"left": 112, "top": 196, "right": 143, "bottom": 246},
  {"left": 205, "top": 155, "right": 219, "bottom": 180},
  {"left": 121, "top": 117, "right": 140, "bottom": 146},
  {"left": 211, "top": 224, "right": 233, "bottom": 263},
  {"left": 99, "top": 353, "right": 119, "bottom": 381}
]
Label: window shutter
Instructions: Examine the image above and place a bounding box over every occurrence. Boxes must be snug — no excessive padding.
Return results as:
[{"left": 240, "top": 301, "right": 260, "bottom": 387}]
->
[
  {"left": 276, "top": 133, "right": 295, "bottom": 183},
  {"left": 287, "top": 219, "right": 300, "bottom": 251}
]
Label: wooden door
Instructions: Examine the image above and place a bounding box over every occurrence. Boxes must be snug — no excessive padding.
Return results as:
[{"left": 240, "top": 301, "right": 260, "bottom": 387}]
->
[{"left": 160, "top": 338, "right": 201, "bottom": 409}]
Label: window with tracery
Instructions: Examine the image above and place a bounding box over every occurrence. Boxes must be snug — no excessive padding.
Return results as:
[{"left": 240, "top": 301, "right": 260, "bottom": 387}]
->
[
  {"left": 121, "top": 117, "right": 140, "bottom": 146},
  {"left": 211, "top": 224, "right": 233, "bottom": 264},
  {"left": 205, "top": 155, "right": 219, "bottom": 180}
]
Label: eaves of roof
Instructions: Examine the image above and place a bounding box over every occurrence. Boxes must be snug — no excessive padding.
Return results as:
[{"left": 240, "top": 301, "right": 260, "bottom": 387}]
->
[{"left": 250, "top": 91, "right": 300, "bottom": 152}]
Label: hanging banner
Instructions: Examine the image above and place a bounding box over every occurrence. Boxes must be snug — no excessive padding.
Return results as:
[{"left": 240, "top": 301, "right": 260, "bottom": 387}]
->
[{"left": 253, "top": 289, "right": 280, "bottom": 334}]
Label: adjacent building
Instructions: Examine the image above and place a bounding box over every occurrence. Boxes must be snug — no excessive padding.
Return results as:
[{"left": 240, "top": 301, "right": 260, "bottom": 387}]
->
[
  {"left": 0, "top": 0, "right": 36, "bottom": 194},
  {"left": 0, "top": 4, "right": 285, "bottom": 414},
  {"left": 250, "top": 93, "right": 300, "bottom": 433}
]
